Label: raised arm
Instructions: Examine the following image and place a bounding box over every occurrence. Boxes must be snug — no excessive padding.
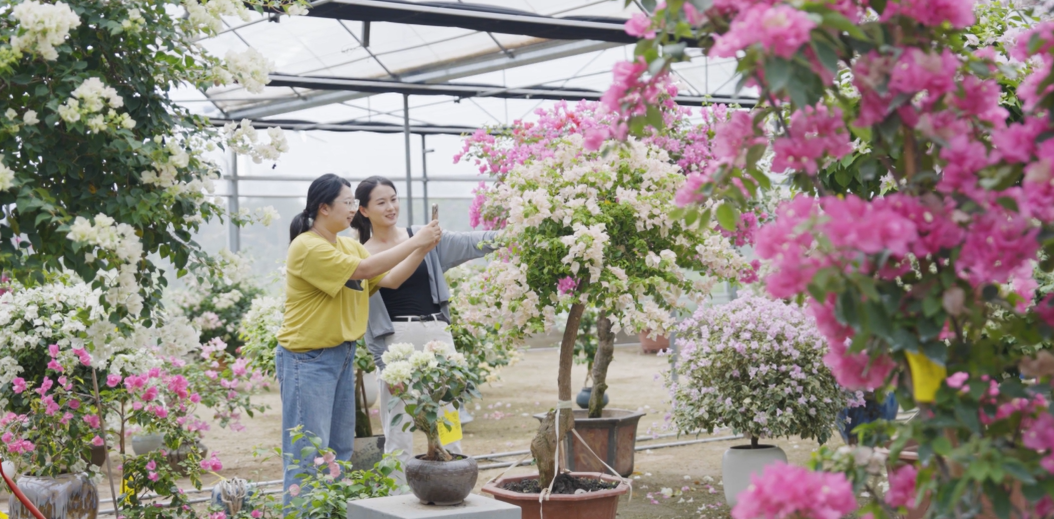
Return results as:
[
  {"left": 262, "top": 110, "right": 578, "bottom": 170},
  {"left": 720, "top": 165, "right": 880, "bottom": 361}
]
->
[{"left": 350, "top": 220, "right": 441, "bottom": 280}]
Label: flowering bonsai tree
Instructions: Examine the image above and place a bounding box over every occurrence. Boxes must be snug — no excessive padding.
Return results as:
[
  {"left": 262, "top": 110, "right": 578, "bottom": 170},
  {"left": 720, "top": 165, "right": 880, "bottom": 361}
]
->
[
  {"left": 667, "top": 295, "right": 845, "bottom": 447},
  {"left": 454, "top": 100, "right": 752, "bottom": 489},
  {"left": 605, "top": 0, "right": 1054, "bottom": 516},
  {"left": 378, "top": 341, "right": 481, "bottom": 462},
  {"left": 171, "top": 250, "right": 265, "bottom": 355}
]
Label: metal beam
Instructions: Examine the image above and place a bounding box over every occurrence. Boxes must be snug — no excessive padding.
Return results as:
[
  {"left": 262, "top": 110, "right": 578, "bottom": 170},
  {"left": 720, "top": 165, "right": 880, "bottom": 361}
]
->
[
  {"left": 309, "top": 0, "right": 639, "bottom": 44},
  {"left": 210, "top": 118, "right": 483, "bottom": 135},
  {"left": 264, "top": 74, "right": 758, "bottom": 107},
  {"left": 224, "top": 39, "right": 620, "bottom": 119}
]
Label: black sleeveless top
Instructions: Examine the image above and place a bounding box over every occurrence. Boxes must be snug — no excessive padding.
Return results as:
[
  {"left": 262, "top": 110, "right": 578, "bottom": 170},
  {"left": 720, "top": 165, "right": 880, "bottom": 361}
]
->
[{"left": 379, "top": 228, "right": 441, "bottom": 319}]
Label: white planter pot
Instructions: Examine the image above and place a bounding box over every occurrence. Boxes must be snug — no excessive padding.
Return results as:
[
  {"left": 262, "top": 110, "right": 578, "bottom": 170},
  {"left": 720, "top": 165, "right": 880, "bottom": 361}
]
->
[
  {"left": 131, "top": 433, "right": 165, "bottom": 455},
  {"left": 2, "top": 460, "right": 17, "bottom": 480},
  {"left": 721, "top": 444, "right": 787, "bottom": 506},
  {"left": 362, "top": 371, "right": 379, "bottom": 408}
]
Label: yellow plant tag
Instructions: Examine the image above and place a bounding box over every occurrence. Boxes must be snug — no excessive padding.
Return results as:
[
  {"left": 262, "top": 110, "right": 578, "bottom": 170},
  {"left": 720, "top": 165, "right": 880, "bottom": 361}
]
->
[
  {"left": 438, "top": 409, "right": 463, "bottom": 446},
  {"left": 905, "top": 350, "right": 946, "bottom": 403},
  {"left": 0, "top": 510, "right": 9, "bottom": 519}
]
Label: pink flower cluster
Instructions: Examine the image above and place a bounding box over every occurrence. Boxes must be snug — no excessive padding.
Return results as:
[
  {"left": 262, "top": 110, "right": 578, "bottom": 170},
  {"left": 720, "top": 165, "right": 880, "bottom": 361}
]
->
[
  {"left": 719, "top": 211, "right": 764, "bottom": 247},
  {"left": 810, "top": 297, "right": 897, "bottom": 391},
  {"left": 1023, "top": 412, "right": 1054, "bottom": 474},
  {"left": 556, "top": 276, "right": 579, "bottom": 296},
  {"left": 879, "top": 0, "right": 975, "bottom": 29},
  {"left": 886, "top": 464, "right": 919, "bottom": 509},
  {"left": 731, "top": 462, "right": 857, "bottom": 519},
  {"left": 711, "top": 4, "right": 816, "bottom": 59},
  {"left": 771, "top": 105, "right": 853, "bottom": 175}
]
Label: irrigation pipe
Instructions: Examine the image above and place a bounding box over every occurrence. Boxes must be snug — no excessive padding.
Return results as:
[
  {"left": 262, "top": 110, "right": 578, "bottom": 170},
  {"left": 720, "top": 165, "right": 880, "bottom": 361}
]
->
[{"left": 478, "top": 434, "right": 744, "bottom": 471}]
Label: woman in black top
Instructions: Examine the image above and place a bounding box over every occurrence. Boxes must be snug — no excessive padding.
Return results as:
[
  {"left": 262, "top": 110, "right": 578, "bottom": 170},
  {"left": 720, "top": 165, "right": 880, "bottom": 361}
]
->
[{"left": 352, "top": 176, "right": 497, "bottom": 487}]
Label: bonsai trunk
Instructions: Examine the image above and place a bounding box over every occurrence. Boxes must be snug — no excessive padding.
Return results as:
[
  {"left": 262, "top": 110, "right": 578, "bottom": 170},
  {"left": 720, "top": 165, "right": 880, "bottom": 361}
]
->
[
  {"left": 587, "top": 311, "right": 615, "bottom": 418},
  {"left": 424, "top": 422, "right": 453, "bottom": 462},
  {"left": 531, "top": 303, "right": 585, "bottom": 489},
  {"left": 354, "top": 369, "right": 373, "bottom": 438},
  {"left": 751, "top": 435, "right": 759, "bottom": 449}
]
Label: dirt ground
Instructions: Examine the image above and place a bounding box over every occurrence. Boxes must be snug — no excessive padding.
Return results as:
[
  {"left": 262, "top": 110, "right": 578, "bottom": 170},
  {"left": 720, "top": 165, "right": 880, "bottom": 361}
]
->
[{"left": 1, "top": 341, "right": 829, "bottom": 518}]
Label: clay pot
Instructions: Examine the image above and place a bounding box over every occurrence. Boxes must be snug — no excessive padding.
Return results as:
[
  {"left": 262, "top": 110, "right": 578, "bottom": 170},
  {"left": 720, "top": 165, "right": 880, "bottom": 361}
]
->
[
  {"left": 722, "top": 444, "right": 788, "bottom": 506},
  {"left": 8, "top": 473, "right": 99, "bottom": 519},
  {"left": 351, "top": 435, "right": 386, "bottom": 471},
  {"left": 167, "top": 441, "right": 208, "bottom": 476},
  {"left": 575, "top": 387, "right": 609, "bottom": 410},
  {"left": 639, "top": 330, "right": 669, "bottom": 354},
  {"left": 405, "top": 454, "right": 478, "bottom": 506},
  {"left": 87, "top": 445, "right": 107, "bottom": 468},
  {"left": 483, "top": 472, "right": 629, "bottom": 519}
]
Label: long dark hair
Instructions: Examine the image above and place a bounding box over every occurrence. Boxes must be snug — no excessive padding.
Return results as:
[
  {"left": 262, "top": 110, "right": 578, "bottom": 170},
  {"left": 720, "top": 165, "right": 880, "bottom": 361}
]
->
[
  {"left": 289, "top": 173, "right": 352, "bottom": 242},
  {"left": 350, "top": 176, "right": 397, "bottom": 244}
]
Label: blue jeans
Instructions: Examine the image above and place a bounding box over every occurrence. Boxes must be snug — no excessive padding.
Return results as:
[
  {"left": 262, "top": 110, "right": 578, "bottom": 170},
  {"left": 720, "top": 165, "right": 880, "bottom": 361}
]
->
[{"left": 276, "top": 342, "right": 357, "bottom": 506}]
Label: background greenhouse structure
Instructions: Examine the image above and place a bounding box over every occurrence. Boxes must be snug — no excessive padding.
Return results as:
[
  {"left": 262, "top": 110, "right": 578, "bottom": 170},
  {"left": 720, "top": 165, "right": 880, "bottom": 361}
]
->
[{"left": 180, "top": 0, "right": 759, "bottom": 286}]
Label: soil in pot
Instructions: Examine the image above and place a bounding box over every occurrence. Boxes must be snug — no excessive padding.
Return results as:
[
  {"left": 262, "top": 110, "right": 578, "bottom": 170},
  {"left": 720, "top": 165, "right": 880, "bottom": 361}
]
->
[{"left": 501, "top": 473, "right": 618, "bottom": 494}]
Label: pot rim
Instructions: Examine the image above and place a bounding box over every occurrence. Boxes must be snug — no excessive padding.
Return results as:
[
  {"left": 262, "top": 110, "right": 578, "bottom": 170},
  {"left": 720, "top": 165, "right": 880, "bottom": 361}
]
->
[
  {"left": 532, "top": 408, "right": 646, "bottom": 426},
  {"left": 409, "top": 453, "right": 476, "bottom": 464},
  {"left": 482, "top": 471, "right": 629, "bottom": 502},
  {"left": 728, "top": 444, "right": 783, "bottom": 450}
]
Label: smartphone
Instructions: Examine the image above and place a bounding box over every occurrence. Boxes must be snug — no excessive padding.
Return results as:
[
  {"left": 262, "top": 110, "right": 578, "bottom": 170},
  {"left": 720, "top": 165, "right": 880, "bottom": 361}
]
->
[{"left": 432, "top": 203, "right": 439, "bottom": 221}]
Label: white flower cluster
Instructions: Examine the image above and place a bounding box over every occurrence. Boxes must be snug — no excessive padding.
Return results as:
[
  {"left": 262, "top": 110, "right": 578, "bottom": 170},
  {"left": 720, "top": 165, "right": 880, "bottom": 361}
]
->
[
  {"left": 4, "top": 108, "right": 39, "bottom": 126},
  {"left": 0, "top": 154, "right": 15, "bottom": 192},
  {"left": 10, "top": 0, "right": 81, "bottom": 60},
  {"left": 223, "top": 48, "right": 275, "bottom": 94},
  {"left": 212, "top": 289, "right": 243, "bottom": 311},
  {"left": 121, "top": 8, "right": 145, "bottom": 33},
  {"left": 559, "top": 222, "right": 609, "bottom": 280},
  {"left": 57, "top": 77, "right": 135, "bottom": 132},
  {"left": 257, "top": 206, "right": 281, "bottom": 227},
  {"left": 68, "top": 213, "right": 144, "bottom": 263},
  {"left": 218, "top": 248, "right": 252, "bottom": 285},
  {"left": 379, "top": 341, "right": 466, "bottom": 387},
  {"left": 184, "top": 0, "right": 251, "bottom": 35},
  {"left": 142, "top": 139, "right": 190, "bottom": 188},
  {"left": 223, "top": 120, "right": 290, "bottom": 164}
]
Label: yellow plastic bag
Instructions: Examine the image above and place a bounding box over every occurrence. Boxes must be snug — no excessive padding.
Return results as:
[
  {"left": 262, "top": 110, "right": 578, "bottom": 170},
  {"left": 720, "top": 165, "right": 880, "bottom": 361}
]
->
[
  {"left": 905, "top": 350, "right": 946, "bottom": 403},
  {"left": 438, "top": 409, "right": 463, "bottom": 446}
]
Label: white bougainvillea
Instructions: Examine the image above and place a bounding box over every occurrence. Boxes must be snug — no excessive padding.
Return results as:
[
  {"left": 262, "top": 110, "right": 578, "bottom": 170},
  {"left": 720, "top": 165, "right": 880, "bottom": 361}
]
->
[{"left": 9, "top": 0, "right": 81, "bottom": 60}]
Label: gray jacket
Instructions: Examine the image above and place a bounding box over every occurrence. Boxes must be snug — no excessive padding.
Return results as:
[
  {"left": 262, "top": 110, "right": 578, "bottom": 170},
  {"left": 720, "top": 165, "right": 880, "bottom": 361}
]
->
[{"left": 365, "top": 227, "right": 499, "bottom": 369}]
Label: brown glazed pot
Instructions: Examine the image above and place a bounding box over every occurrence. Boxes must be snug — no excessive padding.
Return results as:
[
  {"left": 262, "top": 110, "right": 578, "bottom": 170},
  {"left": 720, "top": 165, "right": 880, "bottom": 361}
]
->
[
  {"left": 532, "top": 409, "right": 645, "bottom": 477},
  {"left": 483, "top": 472, "right": 629, "bottom": 519},
  {"left": 639, "top": 330, "right": 669, "bottom": 354},
  {"left": 8, "top": 473, "right": 99, "bottom": 519},
  {"left": 405, "top": 453, "right": 478, "bottom": 506}
]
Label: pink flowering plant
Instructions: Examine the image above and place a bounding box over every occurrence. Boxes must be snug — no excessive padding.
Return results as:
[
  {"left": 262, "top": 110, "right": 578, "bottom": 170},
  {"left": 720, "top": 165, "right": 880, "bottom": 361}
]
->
[
  {"left": 607, "top": 0, "right": 1054, "bottom": 516},
  {"left": 283, "top": 427, "right": 405, "bottom": 518},
  {"left": 666, "top": 295, "right": 845, "bottom": 447},
  {"left": 454, "top": 100, "right": 754, "bottom": 489},
  {"left": 180, "top": 337, "right": 269, "bottom": 432}
]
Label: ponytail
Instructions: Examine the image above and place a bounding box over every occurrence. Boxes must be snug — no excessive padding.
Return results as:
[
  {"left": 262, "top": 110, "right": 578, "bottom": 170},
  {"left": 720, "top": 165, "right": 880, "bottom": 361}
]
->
[
  {"left": 351, "top": 175, "right": 398, "bottom": 244},
  {"left": 290, "top": 173, "right": 351, "bottom": 243}
]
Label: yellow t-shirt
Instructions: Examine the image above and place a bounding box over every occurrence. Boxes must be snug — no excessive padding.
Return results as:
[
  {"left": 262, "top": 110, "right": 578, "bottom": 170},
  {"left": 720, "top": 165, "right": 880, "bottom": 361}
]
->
[{"left": 277, "top": 232, "right": 386, "bottom": 353}]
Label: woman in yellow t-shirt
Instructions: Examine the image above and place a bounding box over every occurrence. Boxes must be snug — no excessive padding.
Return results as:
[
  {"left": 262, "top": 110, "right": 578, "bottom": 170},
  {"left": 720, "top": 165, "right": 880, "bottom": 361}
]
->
[{"left": 276, "top": 173, "right": 440, "bottom": 504}]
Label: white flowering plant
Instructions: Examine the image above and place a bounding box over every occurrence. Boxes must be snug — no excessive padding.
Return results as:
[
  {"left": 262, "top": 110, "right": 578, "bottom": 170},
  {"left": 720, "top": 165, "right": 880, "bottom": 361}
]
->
[
  {"left": 666, "top": 295, "right": 846, "bottom": 447},
  {"left": 237, "top": 294, "right": 285, "bottom": 377},
  {"left": 378, "top": 341, "right": 482, "bottom": 462},
  {"left": 171, "top": 250, "right": 265, "bottom": 354},
  {"left": 0, "top": 0, "right": 303, "bottom": 325},
  {"left": 444, "top": 264, "right": 522, "bottom": 386}
]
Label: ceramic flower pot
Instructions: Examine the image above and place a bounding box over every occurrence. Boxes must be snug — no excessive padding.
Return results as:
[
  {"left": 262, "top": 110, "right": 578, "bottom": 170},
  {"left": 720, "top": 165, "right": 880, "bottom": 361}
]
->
[
  {"left": 167, "top": 441, "right": 208, "bottom": 476},
  {"left": 639, "top": 330, "right": 669, "bottom": 354},
  {"left": 836, "top": 393, "right": 898, "bottom": 444},
  {"left": 405, "top": 454, "right": 478, "bottom": 506},
  {"left": 361, "top": 370, "right": 379, "bottom": 408},
  {"left": 131, "top": 433, "right": 164, "bottom": 455},
  {"left": 575, "top": 386, "right": 609, "bottom": 409},
  {"left": 533, "top": 409, "right": 644, "bottom": 477},
  {"left": 8, "top": 473, "right": 99, "bottom": 519},
  {"left": 721, "top": 444, "right": 787, "bottom": 506},
  {"left": 483, "top": 472, "right": 629, "bottom": 519},
  {"left": 351, "top": 435, "right": 386, "bottom": 471}
]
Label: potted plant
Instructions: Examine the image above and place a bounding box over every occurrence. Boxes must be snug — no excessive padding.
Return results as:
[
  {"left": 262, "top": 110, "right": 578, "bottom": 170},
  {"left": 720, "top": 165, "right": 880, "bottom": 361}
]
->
[
  {"left": 171, "top": 250, "right": 265, "bottom": 357},
  {"left": 666, "top": 295, "right": 845, "bottom": 506},
  {"left": 455, "top": 100, "right": 752, "bottom": 518},
  {"left": 378, "top": 341, "right": 481, "bottom": 505},
  {"left": 352, "top": 344, "right": 384, "bottom": 470}
]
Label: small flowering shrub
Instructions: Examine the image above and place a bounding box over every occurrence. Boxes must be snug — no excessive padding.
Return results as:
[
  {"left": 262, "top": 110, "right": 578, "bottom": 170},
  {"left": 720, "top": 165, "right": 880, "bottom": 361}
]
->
[
  {"left": 444, "top": 264, "right": 521, "bottom": 385},
  {"left": 179, "top": 338, "right": 270, "bottom": 432},
  {"left": 285, "top": 428, "right": 405, "bottom": 518},
  {"left": 378, "top": 341, "right": 481, "bottom": 461},
  {"left": 172, "top": 250, "right": 265, "bottom": 355},
  {"left": 238, "top": 294, "right": 285, "bottom": 377},
  {"left": 667, "top": 295, "right": 844, "bottom": 445}
]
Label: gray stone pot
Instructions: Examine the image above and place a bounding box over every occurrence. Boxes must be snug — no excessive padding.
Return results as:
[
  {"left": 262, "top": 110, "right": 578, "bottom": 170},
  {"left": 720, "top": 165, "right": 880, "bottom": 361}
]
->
[
  {"left": 721, "top": 444, "right": 787, "bottom": 506},
  {"left": 8, "top": 473, "right": 98, "bottom": 519},
  {"left": 131, "top": 433, "right": 164, "bottom": 455},
  {"left": 351, "top": 435, "right": 385, "bottom": 471},
  {"left": 405, "top": 454, "right": 478, "bottom": 506}
]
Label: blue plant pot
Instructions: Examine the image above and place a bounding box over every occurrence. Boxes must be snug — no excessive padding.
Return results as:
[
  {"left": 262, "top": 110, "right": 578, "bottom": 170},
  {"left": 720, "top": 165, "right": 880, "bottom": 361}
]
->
[
  {"left": 576, "top": 387, "right": 609, "bottom": 409},
  {"left": 836, "top": 393, "right": 898, "bottom": 444}
]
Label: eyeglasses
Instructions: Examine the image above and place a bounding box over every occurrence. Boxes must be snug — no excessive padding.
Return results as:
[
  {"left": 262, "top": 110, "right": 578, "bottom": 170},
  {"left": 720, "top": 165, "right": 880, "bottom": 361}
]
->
[{"left": 340, "top": 199, "right": 359, "bottom": 209}]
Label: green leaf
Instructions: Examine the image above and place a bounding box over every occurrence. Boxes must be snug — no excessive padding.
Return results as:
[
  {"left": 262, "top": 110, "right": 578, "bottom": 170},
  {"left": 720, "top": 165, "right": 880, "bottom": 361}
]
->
[
  {"left": 955, "top": 400, "right": 981, "bottom": 433},
  {"left": 716, "top": 203, "right": 738, "bottom": 232},
  {"left": 822, "top": 11, "right": 869, "bottom": 41},
  {"left": 810, "top": 37, "right": 840, "bottom": 73},
  {"left": 764, "top": 57, "right": 792, "bottom": 92}
]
